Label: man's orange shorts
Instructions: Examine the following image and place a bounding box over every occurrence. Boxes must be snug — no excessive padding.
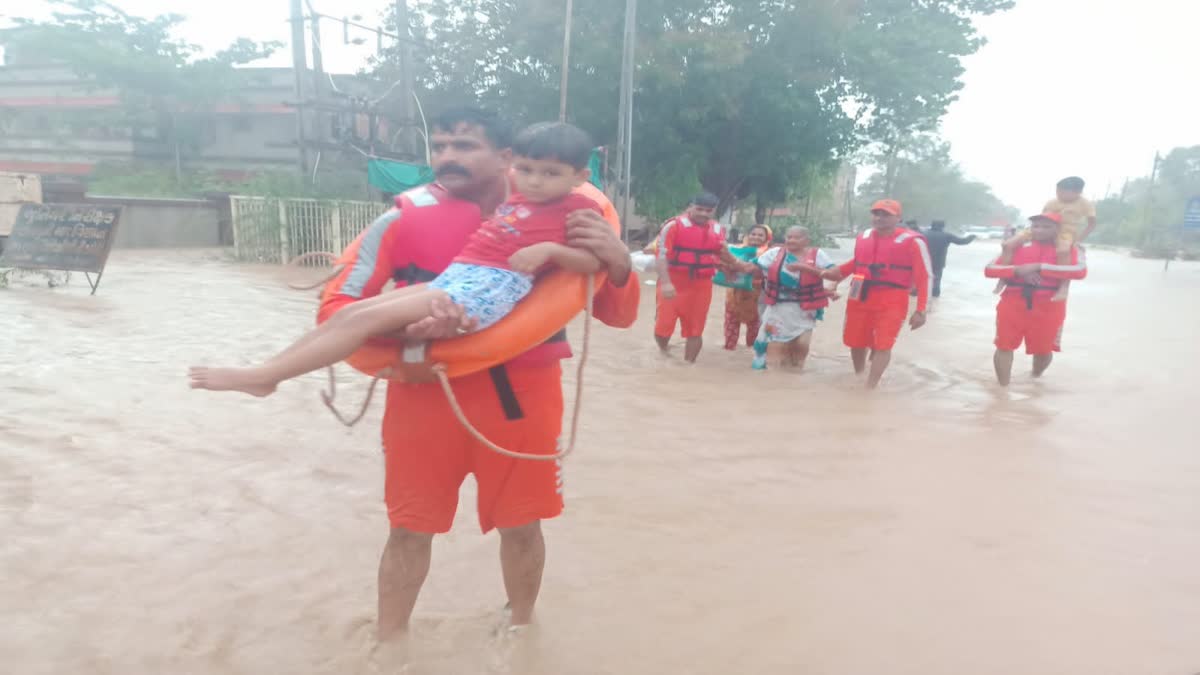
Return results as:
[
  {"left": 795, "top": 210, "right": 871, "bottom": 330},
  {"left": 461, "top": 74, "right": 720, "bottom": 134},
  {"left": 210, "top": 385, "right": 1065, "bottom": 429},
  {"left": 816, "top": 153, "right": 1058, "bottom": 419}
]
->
[
  {"left": 655, "top": 275, "right": 714, "bottom": 339},
  {"left": 995, "top": 294, "right": 1067, "bottom": 355},
  {"left": 381, "top": 362, "right": 564, "bottom": 534},
  {"left": 843, "top": 291, "right": 909, "bottom": 351}
]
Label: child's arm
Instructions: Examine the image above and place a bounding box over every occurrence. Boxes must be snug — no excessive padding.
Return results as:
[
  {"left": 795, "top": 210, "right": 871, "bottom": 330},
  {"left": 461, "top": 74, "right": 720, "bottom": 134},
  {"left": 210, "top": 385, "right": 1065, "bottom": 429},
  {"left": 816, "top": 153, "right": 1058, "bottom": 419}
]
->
[
  {"left": 509, "top": 242, "right": 603, "bottom": 275},
  {"left": 1080, "top": 216, "right": 1098, "bottom": 242},
  {"left": 547, "top": 243, "right": 604, "bottom": 273}
]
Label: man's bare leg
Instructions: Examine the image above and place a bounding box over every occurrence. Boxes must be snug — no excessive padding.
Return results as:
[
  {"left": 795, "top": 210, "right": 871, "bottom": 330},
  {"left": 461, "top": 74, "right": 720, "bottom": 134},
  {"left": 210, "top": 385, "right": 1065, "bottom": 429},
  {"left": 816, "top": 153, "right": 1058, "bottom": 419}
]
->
[
  {"left": 498, "top": 521, "right": 545, "bottom": 627},
  {"left": 684, "top": 337, "right": 703, "bottom": 363},
  {"left": 189, "top": 287, "right": 448, "bottom": 396},
  {"left": 994, "top": 349, "right": 1015, "bottom": 386},
  {"left": 377, "top": 527, "right": 434, "bottom": 640},
  {"left": 1032, "top": 353, "right": 1053, "bottom": 377},
  {"left": 866, "top": 350, "right": 891, "bottom": 389},
  {"left": 851, "top": 347, "right": 868, "bottom": 375},
  {"left": 654, "top": 334, "right": 670, "bottom": 353}
]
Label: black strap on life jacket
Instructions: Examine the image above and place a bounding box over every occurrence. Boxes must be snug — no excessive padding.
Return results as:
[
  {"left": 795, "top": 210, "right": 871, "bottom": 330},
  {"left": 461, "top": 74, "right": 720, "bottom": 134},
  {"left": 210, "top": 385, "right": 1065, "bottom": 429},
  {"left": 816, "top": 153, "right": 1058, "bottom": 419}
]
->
[
  {"left": 393, "top": 262, "right": 439, "bottom": 286},
  {"left": 488, "top": 365, "right": 524, "bottom": 421},
  {"left": 668, "top": 246, "right": 719, "bottom": 278},
  {"left": 1010, "top": 280, "right": 1061, "bottom": 310},
  {"left": 485, "top": 329, "right": 571, "bottom": 421}
]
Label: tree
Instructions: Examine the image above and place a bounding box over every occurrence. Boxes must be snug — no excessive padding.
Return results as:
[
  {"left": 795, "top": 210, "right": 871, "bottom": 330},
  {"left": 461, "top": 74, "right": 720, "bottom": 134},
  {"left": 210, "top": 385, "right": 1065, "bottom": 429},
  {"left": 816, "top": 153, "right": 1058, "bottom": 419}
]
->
[
  {"left": 2, "top": 0, "right": 279, "bottom": 182},
  {"left": 1093, "top": 145, "right": 1200, "bottom": 250},
  {"left": 854, "top": 135, "right": 1017, "bottom": 228},
  {"left": 839, "top": 0, "right": 1015, "bottom": 193},
  {"left": 376, "top": 0, "right": 1013, "bottom": 222}
]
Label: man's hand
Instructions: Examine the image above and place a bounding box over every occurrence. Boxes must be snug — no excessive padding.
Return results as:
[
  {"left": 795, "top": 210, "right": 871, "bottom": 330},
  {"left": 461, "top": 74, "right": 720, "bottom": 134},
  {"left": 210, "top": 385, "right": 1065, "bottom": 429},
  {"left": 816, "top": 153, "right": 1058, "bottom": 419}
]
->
[
  {"left": 1013, "top": 262, "right": 1042, "bottom": 279},
  {"left": 509, "top": 242, "right": 554, "bottom": 275},
  {"left": 566, "top": 209, "right": 632, "bottom": 285},
  {"left": 821, "top": 268, "right": 845, "bottom": 282},
  {"left": 909, "top": 310, "right": 927, "bottom": 330},
  {"left": 405, "top": 294, "right": 478, "bottom": 340},
  {"left": 659, "top": 282, "right": 677, "bottom": 299}
]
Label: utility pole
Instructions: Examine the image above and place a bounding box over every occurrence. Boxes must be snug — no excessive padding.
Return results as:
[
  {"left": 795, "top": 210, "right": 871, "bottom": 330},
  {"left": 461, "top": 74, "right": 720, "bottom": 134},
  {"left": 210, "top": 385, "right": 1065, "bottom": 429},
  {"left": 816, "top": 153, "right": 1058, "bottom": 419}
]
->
[
  {"left": 394, "top": 0, "right": 417, "bottom": 159},
  {"left": 308, "top": 7, "right": 327, "bottom": 155},
  {"left": 289, "top": 0, "right": 310, "bottom": 174},
  {"left": 558, "top": 0, "right": 574, "bottom": 122},
  {"left": 1142, "top": 152, "right": 1165, "bottom": 270},
  {"left": 613, "top": 0, "right": 637, "bottom": 239}
]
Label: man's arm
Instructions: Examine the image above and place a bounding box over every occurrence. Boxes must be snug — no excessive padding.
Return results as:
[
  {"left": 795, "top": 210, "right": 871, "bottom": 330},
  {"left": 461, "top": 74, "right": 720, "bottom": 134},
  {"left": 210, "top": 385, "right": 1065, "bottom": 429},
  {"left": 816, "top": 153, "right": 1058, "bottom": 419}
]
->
[
  {"left": 653, "top": 219, "right": 676, "bottom": 295},
  {"left": 823, "top": 258, "right": 856, "bottom": 282},
  {"left": 317, "top": 208, "right": 401, "bottom": 325},
  {"left": 950, "top": 233, "right": 977, "bottom": 245},
  {"left": 1040, "top": 247, "right": 1088, "bottom": 281},
  {"left": 565, "top": 207, "right": 640, "bottom": 328},
  {"left": 984, "top": 257, "right": 1018, "bottom": 279},
  {"left": 910, "top": 237, "right": 932, "bottom": 313}
]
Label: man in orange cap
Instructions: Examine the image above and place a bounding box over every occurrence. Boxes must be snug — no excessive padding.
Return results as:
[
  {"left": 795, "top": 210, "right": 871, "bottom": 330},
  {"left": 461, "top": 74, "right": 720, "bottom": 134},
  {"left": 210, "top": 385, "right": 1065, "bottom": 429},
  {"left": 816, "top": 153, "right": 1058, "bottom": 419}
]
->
[
  {"left": 985, "top": 211, "right": 1087, "bottom": 385},
  {"left": 653, "top": 192, "right": 729, "bottom": 363},
  {"left": 824, "top": 199, "right": 932, "bottom": 388}
]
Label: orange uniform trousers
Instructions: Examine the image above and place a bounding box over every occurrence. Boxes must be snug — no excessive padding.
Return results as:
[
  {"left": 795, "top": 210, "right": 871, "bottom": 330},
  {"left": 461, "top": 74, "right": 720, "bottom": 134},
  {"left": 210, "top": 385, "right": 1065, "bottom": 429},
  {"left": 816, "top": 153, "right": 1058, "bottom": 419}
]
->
[{"left": 382, "top": 362, "right": 564, "bottom": 534}]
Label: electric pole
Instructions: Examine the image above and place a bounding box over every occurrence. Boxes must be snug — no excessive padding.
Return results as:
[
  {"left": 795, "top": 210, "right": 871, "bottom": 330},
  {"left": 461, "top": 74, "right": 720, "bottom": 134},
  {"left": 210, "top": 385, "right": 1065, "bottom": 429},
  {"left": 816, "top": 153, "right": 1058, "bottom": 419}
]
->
[
  {"left": 308, "top": 6, "right": 327, "bottom": 154},
  {"left": 289, "top": 0, "right": 310, "bottom": 174},
  {"left": 613, "top": 0, "right": 637, "bottom": 238},
  {"left": 394, "top": 0, "right": 417, "bottom": 159},
  {"left": 559, "top": 0, "right": 574, "bottom": 122}
]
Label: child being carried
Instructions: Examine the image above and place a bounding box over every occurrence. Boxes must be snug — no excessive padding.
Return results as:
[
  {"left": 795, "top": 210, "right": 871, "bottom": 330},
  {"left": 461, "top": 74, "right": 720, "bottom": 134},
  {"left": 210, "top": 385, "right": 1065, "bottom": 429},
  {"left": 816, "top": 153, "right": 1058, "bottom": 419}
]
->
[{"left": 189, "top": 122, "right": 605, "bottom": 397}]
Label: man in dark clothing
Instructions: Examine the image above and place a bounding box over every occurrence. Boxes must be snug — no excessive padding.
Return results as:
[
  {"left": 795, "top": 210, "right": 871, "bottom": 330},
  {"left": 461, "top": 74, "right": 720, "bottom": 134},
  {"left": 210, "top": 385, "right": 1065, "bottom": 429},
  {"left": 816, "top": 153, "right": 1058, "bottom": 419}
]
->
[{"left": 924, "top": 220, "right": 975, "bottom": 298}]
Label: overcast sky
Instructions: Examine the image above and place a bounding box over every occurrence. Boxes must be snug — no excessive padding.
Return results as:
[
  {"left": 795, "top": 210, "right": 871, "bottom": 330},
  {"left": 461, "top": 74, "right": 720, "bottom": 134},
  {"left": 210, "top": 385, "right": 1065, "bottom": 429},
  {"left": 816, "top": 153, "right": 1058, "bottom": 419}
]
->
[{"left": 6, "top": 0, "right": 1200, "bottom": 212}]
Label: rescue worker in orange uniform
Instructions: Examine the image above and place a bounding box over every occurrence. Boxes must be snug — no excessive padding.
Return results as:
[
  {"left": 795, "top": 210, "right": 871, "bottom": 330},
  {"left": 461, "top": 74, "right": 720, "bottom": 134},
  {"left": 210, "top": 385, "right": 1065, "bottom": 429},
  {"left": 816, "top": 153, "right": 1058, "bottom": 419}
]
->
[
  {"left": 653, "top": 192, "right": 729, "bottom": 363},
  {"left": 823, "top": 199, "right": 932, "bottom": 388},
  {"left": 318, "top": 108, "right": 639, "bottom": 637},
  {"left": 985, "top": 211, "right": 1087, "bottom": 386}
]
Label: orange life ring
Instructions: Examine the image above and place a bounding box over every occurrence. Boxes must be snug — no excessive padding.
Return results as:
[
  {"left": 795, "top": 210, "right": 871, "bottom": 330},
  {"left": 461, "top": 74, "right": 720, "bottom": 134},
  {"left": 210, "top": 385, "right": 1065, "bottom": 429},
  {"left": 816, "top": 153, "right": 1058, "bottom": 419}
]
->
[{"left": 327, "top": 182, "right": 620, "bottom": 382}]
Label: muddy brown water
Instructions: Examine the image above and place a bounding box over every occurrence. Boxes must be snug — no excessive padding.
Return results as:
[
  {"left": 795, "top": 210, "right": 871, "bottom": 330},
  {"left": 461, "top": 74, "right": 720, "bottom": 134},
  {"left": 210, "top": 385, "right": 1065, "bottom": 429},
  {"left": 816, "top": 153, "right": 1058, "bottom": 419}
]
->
[{"left": 2, "top": 243, "right": 1198, "bottom": 674}]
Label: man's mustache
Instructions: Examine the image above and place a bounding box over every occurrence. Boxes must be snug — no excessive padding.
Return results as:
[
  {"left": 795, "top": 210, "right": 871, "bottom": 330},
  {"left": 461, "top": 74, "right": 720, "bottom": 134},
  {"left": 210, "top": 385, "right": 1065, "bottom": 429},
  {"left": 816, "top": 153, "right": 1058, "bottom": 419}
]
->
[{"left": 435, "top": 164, "right": 471, "bottom": 178}]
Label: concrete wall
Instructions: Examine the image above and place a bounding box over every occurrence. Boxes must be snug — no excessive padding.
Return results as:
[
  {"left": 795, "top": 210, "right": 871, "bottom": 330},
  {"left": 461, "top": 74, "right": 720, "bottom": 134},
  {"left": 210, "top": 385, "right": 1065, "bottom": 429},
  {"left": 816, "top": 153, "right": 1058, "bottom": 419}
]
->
[{"left": 84, "top": 196, "right": 221, "bottom": 248}]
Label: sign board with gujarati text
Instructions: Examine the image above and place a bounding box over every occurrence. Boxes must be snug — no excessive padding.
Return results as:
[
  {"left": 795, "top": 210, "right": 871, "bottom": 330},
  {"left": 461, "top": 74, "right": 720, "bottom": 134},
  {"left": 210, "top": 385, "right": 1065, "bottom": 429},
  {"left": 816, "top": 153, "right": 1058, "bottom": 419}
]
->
[
  {"left": 1184, "top": 196, "right": 1200, "bottom": 231},
  {"left": 0, "top": 204, "right": 121, "bottom": 294}
]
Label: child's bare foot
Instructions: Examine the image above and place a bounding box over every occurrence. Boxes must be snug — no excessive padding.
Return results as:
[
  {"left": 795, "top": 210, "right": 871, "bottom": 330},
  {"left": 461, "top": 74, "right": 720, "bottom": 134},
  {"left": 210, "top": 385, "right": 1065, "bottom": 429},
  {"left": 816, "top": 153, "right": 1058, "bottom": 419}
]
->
[{"left": 188, "top": 366, "right": 278, "bottom": 397}]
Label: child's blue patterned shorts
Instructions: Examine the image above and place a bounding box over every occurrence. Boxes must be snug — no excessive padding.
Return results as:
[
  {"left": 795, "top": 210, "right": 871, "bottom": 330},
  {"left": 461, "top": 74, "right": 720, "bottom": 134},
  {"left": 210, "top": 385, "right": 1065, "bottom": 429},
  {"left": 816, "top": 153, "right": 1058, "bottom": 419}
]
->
[{"left": 429, "top": 262, "right": 535, "bottom": 330}]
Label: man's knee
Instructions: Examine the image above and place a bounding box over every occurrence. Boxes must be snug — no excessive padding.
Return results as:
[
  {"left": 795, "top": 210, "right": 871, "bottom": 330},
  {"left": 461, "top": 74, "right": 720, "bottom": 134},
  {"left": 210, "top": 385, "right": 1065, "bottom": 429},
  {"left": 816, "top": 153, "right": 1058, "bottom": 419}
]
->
[
  {"left": 498, "top": 520, "right": 543, "bottom": 548},
  {"left": 386, "top": 526, "right": 434, "bottom": 555}
]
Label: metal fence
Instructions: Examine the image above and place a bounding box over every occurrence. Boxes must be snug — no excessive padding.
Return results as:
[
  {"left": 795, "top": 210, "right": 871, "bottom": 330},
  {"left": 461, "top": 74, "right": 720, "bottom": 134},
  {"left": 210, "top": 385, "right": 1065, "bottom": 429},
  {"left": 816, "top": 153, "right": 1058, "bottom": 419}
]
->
[{"left": 230, "top": 196, "right": 390, "bottom": 265}]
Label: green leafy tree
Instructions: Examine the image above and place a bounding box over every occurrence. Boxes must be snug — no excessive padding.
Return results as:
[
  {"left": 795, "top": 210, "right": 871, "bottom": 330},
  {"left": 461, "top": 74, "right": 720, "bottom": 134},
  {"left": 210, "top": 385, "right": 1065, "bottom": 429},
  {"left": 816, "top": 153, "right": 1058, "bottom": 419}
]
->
[
  {"left": 1093, "top": 145, "right": 1200, "bottom": 250},
  {"left": 376, "top": 0, "right": 1012, "bottom": 221},
  {"left": 854, "top": 135, "right": 1017, "bottom": 229},
  {"left": 2, "top": 0, "right": 280, "bottom": 183}
]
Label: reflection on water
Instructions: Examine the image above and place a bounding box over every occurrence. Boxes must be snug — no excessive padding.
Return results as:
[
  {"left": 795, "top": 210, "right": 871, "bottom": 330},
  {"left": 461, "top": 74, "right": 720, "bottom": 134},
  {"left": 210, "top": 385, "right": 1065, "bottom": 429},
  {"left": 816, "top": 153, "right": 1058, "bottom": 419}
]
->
[{"left": 2, "top": 245, "right": 1199, "bottom": 674}]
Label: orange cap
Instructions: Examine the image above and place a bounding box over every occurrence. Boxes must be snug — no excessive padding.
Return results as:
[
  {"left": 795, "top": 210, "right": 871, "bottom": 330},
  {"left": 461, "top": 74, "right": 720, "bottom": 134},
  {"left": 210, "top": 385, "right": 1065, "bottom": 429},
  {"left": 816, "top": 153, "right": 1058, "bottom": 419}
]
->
[
  {"left": 1029, "top": 212, "right": 1063, "bottom": 224},
  {"left": 870, "top": 199, "right": 902, "bottom": 216}
]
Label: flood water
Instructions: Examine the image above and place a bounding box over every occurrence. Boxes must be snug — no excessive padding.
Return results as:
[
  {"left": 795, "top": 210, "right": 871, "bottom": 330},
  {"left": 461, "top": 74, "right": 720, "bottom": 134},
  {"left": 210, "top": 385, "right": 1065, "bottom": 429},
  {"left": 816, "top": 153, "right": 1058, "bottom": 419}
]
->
[{"left": 2, "top": 242, "right": 1199, "bottom": 674}]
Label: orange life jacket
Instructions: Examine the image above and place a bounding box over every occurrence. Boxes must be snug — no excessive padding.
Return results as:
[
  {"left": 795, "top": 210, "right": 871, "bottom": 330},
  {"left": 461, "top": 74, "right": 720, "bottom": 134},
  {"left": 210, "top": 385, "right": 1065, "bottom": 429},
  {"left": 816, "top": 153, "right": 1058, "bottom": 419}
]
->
[
  {"left": 666, "top": 216, "right": 723, "bottom": 279},
  {"left": 1001, "top": 241, "right": 1066, "bottom": 308},
  {"left": 387, "top": 184, "right": 483, "bottom": 287},
  {"left": 851, "top": 227, "right": 925, "bottom": 299},
  {"left": 763, "top": 247, "right": 829, "bottom": 310}
]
